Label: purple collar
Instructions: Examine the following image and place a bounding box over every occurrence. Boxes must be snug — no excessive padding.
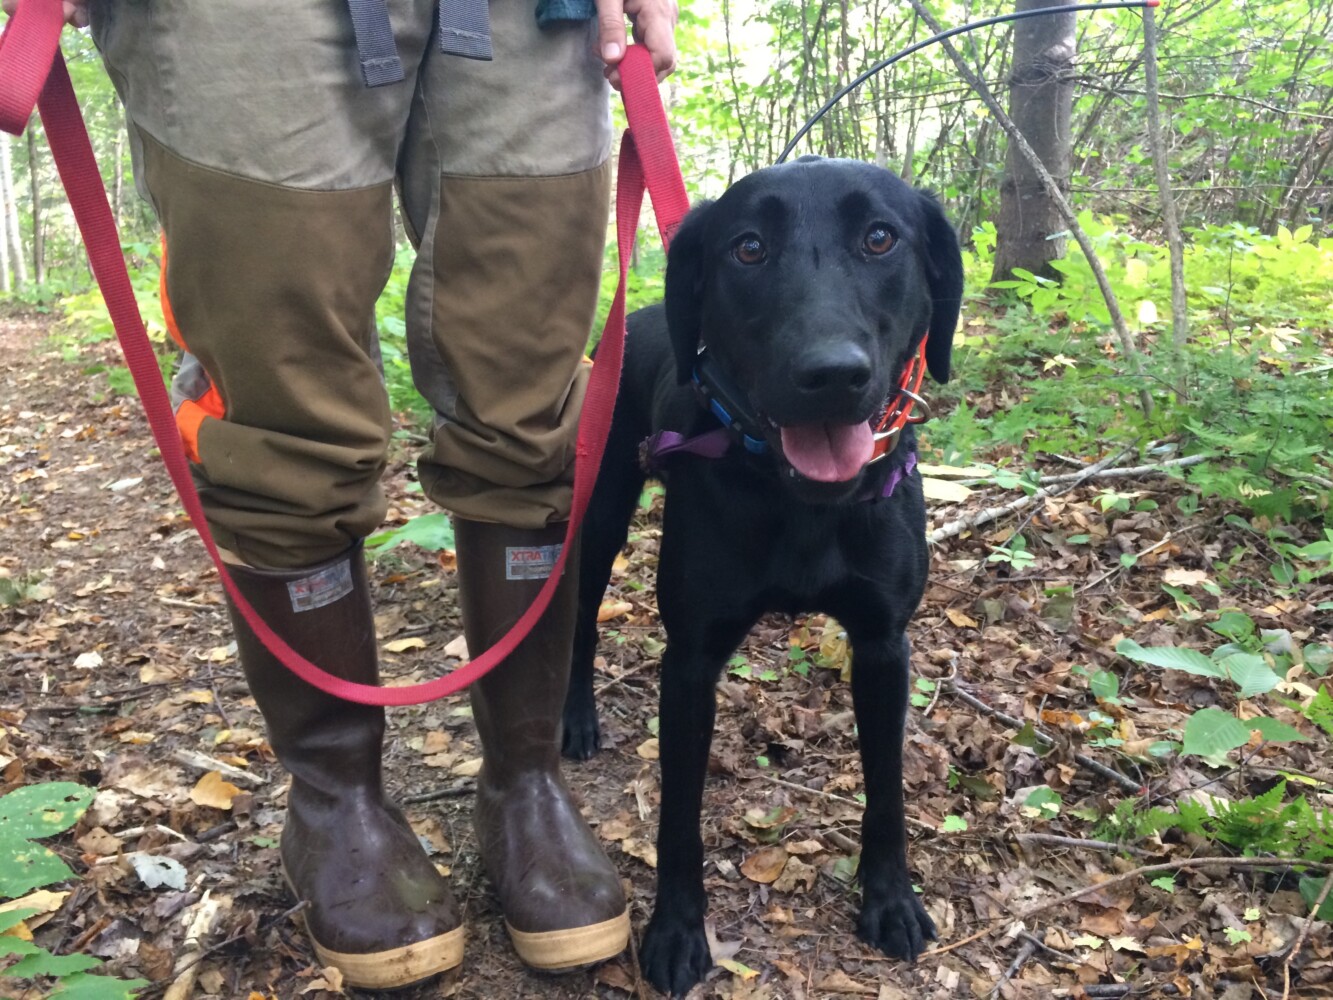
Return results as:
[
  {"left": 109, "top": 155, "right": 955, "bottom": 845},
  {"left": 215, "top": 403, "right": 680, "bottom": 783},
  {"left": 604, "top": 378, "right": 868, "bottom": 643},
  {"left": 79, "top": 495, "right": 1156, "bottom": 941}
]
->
[{"left": 639, "top": 429, "right": 916, "bottom": 500}]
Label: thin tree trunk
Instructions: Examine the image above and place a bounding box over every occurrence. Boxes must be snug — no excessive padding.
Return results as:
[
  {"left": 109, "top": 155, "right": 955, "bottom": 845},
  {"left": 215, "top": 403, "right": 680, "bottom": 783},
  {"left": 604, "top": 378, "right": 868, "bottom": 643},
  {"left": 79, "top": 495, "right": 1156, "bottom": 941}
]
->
[
  {"left": 1142, "top": 5, "right": 1189, "bottom": 358},
  {"left": 908, "top": 0, "right": 1154, "bottom": 419},
  {"left": 1, "top": 134, "right": 27, "bottom": 289},
  {"left": 28, "top": 125, "right": 44, "bottom": 286},
  {"left": 0, "top": 170, "right": 10, "bottom": 294},
  {"left": 991, "top": 0, "right": 1076, "bottom": 283},
  {"left": 113, "top": 129, "right": 125, "bottom": 229}
]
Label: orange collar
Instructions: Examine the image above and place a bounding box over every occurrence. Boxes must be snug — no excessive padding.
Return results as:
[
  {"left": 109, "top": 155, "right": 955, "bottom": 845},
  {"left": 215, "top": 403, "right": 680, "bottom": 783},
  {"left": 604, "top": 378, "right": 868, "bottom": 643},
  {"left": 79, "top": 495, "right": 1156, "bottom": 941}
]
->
[{"left": 869, "top": 337, "right": 931, "bottom": 463}]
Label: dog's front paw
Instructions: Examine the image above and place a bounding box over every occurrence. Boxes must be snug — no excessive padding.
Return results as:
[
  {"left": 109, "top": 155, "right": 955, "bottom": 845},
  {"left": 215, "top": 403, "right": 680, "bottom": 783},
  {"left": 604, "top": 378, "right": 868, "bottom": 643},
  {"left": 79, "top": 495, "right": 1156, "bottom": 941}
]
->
[
  {"left": 857, "top": 885, "right": 937, "bottom": 962},
  {"left": 560, "top": 699, "right": 601, "bottom": 760},
  {"left": 640, "top": 910, "right": 712, "bottom": 996}
]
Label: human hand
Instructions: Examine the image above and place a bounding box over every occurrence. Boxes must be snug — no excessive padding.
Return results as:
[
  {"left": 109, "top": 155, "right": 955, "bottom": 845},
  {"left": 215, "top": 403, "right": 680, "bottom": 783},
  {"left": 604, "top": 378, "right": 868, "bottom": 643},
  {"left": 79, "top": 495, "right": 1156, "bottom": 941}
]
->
[
  {"left": 1, "top": 0, "right": 90, "bottom": 28},
  {"left": 594, "top": 0, "right": 678, "bottom": 91}
]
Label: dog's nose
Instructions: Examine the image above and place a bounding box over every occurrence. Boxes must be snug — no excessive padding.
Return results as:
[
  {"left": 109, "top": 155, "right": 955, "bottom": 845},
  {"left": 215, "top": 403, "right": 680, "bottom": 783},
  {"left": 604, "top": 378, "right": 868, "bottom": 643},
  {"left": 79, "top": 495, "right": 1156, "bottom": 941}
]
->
[{"left": 791, "top": 344, "right": 873, "bottom": 397}]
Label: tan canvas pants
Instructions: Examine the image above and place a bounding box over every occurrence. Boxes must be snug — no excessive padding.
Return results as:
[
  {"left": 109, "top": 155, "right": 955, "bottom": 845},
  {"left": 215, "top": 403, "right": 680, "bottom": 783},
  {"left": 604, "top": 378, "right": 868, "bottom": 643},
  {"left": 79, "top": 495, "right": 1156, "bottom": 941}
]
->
[{"left": 91, "top": 0, "right": 612, "bottom": 569}]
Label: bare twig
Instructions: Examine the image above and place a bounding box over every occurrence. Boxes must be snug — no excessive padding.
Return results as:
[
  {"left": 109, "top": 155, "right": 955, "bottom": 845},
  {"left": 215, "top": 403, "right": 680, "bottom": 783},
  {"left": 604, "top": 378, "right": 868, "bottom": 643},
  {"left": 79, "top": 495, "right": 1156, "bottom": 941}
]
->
[
  {"left": 139, "top": 901, "right": 309, "bottom": 998},
  {"left": 594, "top": 659, "right": 657, "bottom": 696},
  {"left": 750, "top": 772, "right": 936, "bottom": 833},
  {"left": 989, "top": 936, "right": 1038, "bottom": 999},
  {"left": 162, "top": 892, "right": 228, "bottom": 1000},
  {"left": 929, "top": 449, "right": 1133, "bottom": 544},
  {"left": 18, "top": 681, "right": 178, "bottom": 714},
  {"left": 1014, "top": 832, "right": 1150, "bottom": 857},
  {"left": 1017, "top": 855, "right": 1327, "bottom": 921},
  {"left": 401, "top": 780, "right": 476, "bottom": 805},
  {"left": 1282, "top": 872, "right": 1333, "bottom": 1000},
  {"left": 1077, "top": 533, "right": 1176, "bottom": 594},
  {"left": 946, "top": 680, "right": 1145, "bottom": 795},
  {"left": 1033, "top": 454, "right": 1207, "bottom": 485},
  {"left": 170, "top": 748, "right": 266, "bottom": 788},
  {"left": 905, "top": 0, "right": 1155, "bottom": 419}
]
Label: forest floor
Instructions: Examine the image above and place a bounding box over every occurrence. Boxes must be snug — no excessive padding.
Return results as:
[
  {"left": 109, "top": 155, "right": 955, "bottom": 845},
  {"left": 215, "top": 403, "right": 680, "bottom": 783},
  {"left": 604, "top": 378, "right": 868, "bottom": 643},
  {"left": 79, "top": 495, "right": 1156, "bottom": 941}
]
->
[{"left": 2, "top": 309, "right": 1331, "bottom": 1000}]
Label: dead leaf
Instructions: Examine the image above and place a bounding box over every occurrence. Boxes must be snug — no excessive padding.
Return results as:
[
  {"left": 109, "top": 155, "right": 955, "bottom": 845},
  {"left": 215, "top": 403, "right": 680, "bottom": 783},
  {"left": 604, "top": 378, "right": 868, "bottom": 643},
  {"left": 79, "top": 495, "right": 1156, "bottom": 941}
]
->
[
  {"left": 946, "top": 608, "right": 979, "bottom": 629},
  {"left": 443, "top": 634, "right": 469, "bottom": 659},
  {"left": 921, "top": 477, "right": 974, "bottom": 502},
  {"left": 74, "top": 650, "right": 103, "bottom": 669},
  {"left": 452, "top": 757, "right": 483, "bottom": 777},
  {"left": 383, "top": 637, "right": 426, "bottom": 654},
  {"left": 704, "top": 920, "right": 743, "bottom": 961},
  {"left": 77, "top": 827, "right": 125, "bottom": 857},
  {"left": 816, "top": 969, "right": 877, "bottom": 994},
  {"left": 772, "top": 856, "right": 817, "bottom": 893},
  {"left": 740, "top": 845, "right": 789, "bottom": 884},
  {"left": 594, "top": 961, "right": 635, "bottom": 992},
  {"left": 598, "top": 599, "right": 633, "bottom": 622},
  {"left": 620, "top": 837, "right": 658, "bottom": 868},
  {"left": 190, "top": 771, "right": 242, "bottom": 810},
  {"left": 636, "top": 738, "right": 660, "bottom": 760},
  {"left": 421, "top": 731, "right": 451, "bottom": 754},
  {"left": 1080, "top": 905, "right": 1127, "bottom": 938},
  {"left": 784, "top": 838, "right": 824, "bottom": 856},
  {"left": 599, "top": 816, "right": 634, "bottom": 841},
  {"left": 299, "top": 965, "right": 345, "bottom": 994},
  {"left": 408, "top": 816, "right": 451, "bottom": 855},
  {"left": 0, "top": 890, "right": 69, "bottom": 935},
  {"left": 718, "top": 958, "right": 760, "bottom": 980}
]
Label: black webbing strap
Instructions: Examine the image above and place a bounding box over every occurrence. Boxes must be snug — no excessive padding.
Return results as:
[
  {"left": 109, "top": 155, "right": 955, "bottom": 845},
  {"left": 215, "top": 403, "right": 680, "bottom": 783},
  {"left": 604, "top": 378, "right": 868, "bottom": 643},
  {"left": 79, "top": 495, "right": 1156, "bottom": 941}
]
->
[
  {"left": 347, "top": 0, "right": 406, "bottom": 86},
  {"left": 347, "top": 0, "right": 493, "bottom": 89},
  {"left": 438, "top": 0, "right": 494, "bottom": 60}
]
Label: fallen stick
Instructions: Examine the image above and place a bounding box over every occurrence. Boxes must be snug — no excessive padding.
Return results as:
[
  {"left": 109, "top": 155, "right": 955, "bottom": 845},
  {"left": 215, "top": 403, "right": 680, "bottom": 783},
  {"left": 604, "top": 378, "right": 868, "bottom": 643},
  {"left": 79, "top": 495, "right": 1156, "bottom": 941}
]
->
[
  {"left": 1282, "top": 871, "right": 1333, "bottom": 1000},
  {"left": 929, "top": 449, "right": 1132, "bottom": 544},
  {"left": 162, "top": 891, "right": 228, "bottom": 1000},
  {"left": 946, "top": 681, "right": 1145, "bottom": 795},
  {"left": 1015, "top": 832, "right": 1150, "bottom": 857},
  {"left": 170, "top": 748, "right": 265, "bottom": 788},
  {"left": 1017, "top": 855, "right": 1327, "bottom": 922}
]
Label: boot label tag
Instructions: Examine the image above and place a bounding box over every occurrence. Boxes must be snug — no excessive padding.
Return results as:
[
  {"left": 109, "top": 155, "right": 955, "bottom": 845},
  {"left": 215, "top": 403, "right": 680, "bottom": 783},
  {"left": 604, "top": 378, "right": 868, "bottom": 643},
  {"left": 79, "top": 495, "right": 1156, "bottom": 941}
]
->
[
  {"left": 286, "top": 559, "right": 354, "bottom": 612},
  {"left": 505, "top": 544, "right": 563, "bottom": 580}
]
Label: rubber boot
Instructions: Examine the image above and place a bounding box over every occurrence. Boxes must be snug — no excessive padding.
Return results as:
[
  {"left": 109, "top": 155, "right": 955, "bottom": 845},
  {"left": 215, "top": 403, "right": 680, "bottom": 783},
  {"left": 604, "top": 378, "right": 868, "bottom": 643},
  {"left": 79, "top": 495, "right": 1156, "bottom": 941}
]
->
[
  {"left": 225, "top": 547, "right": 464, "bottom": 989},
  {"left": 453, "top": 520, "right": 629, "bottom": 970}
]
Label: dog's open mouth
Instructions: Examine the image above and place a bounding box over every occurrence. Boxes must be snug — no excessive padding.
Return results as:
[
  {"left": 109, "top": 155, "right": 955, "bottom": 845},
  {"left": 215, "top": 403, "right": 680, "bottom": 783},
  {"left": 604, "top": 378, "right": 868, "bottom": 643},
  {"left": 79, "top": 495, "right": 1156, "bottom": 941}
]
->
[{"left": 777, "top": 420, "right": 874, "bottom": 483}]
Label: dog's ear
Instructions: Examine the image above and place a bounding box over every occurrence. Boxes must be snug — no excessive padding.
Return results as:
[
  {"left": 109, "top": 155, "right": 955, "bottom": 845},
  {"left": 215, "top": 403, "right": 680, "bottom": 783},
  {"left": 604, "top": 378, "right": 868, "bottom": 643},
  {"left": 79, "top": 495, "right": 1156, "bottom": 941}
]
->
[
  {"left": 664, "top": 200, "right": 714, "bottom": 384},
  {"left": 916, "top": 192, "right": 964, "bottom": 384}
]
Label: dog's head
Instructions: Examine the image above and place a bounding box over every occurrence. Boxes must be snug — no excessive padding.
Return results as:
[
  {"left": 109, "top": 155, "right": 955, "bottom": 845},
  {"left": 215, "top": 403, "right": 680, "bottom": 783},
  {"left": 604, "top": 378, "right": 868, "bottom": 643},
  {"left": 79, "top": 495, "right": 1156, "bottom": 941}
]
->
[{"left": 663, "top": 157, "right": 963, "bottom": 499}]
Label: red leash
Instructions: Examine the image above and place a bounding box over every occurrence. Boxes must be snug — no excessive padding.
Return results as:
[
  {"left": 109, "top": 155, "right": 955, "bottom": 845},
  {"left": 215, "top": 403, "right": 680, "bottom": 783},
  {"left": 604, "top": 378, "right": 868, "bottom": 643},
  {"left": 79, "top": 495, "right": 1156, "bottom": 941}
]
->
[{"left": 0, "top": 2, "right": 690, "bottom": 706}]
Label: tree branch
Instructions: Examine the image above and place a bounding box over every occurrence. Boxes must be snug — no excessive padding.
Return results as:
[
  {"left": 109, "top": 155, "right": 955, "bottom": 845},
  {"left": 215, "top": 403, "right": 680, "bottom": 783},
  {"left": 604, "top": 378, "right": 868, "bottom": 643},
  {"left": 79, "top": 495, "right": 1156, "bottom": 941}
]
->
[{"left": 905, "top": 0, "right": 1155, "bottom": 419}]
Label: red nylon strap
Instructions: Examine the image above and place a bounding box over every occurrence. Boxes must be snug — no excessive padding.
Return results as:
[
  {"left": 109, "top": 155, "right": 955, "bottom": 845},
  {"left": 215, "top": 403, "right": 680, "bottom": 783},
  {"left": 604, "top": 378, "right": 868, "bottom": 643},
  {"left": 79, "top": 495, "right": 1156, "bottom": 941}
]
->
[
  {"left": 1, "top": 6, "right": 687, "bottom": 706},
  {"left": 0, "top": 0, "right": 62, "bottom": 134}
]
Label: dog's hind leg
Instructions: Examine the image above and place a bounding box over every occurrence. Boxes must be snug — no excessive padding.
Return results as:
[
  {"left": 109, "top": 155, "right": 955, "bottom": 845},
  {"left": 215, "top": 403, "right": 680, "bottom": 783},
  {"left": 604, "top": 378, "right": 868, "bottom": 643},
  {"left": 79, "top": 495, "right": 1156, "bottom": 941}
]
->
[
  {"left": 561, "top": 425, "right": 649, "bottom": 761},
  {"left": 850, "top": 631, "right": 937, "bottom": 961}
]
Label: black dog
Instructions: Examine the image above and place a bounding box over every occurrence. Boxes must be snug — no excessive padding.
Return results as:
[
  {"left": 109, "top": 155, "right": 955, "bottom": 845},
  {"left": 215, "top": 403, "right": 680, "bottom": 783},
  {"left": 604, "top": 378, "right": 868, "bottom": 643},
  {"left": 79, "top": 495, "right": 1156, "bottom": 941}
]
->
[{"left": 561, "top": 156, "right": 963, "bottom": 996}]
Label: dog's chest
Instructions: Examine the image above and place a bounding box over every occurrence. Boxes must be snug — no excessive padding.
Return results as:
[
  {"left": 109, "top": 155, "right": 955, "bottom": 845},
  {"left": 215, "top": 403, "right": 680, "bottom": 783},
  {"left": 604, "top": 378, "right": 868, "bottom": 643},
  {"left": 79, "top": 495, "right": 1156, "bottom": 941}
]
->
[{"left": 750, "top": 505, "right": 875, "bottom": 611}]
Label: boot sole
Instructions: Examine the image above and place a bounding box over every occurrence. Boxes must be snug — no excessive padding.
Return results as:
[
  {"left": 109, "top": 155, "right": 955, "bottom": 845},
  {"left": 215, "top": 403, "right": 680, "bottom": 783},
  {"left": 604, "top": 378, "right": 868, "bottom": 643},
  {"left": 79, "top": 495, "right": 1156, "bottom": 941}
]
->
[
  {"left": 281, "top": 863, "right": 465, "bottom": 989},
  {"left": 310, "top": 925, "right": 465, "bottom": 990},
  {"left": 506, "top": 910, "right": 630, "bottom": 971}
]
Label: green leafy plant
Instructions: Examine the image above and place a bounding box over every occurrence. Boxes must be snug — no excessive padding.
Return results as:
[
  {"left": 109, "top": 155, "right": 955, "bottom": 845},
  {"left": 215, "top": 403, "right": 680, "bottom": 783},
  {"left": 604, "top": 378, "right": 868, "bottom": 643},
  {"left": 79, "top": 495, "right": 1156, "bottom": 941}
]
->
[
  {"left": 0, "top": 783, "right": 148, "bottom": 998},
  {"left": 364, "top": 511, "right": 455, "bottom": 557},
  {"left": 1117, "top": 614, "right": 1312, "bottom": 761}
]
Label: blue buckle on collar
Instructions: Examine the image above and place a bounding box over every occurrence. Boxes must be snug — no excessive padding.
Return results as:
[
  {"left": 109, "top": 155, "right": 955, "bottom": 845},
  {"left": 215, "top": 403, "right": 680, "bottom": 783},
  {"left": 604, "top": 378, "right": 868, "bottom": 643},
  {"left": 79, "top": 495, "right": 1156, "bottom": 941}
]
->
[{"left": 691, "top": 351, "right": 769, "bottom": 455}]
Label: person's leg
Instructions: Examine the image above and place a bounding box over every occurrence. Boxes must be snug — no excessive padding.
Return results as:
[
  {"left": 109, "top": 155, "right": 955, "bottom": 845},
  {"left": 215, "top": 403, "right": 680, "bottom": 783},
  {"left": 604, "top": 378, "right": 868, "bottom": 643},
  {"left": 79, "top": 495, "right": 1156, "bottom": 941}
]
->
[
  {"left": 92, "top": 1, "right": 462, "bottom": 987},
  {"left": 400, "top": 0, "right": 627, "bottom": 969}
]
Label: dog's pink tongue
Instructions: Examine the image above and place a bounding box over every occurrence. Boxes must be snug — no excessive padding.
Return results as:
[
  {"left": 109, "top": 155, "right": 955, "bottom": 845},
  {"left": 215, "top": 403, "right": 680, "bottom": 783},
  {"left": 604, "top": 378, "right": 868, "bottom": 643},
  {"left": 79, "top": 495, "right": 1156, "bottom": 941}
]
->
[{"left": 778, "top": 421, "right": 874, "bottom": 482}]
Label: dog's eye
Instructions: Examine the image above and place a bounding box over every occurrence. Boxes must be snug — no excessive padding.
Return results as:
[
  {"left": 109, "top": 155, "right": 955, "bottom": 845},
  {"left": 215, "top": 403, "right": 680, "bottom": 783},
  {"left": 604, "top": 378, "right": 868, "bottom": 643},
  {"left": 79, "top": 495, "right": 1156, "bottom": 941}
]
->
[
  {"left": 864, "top": 224, "right": 895, "bottom": 255},
  {"left": 732, "top": 235, "right": 767, "bottom": 265}
]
